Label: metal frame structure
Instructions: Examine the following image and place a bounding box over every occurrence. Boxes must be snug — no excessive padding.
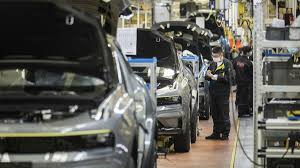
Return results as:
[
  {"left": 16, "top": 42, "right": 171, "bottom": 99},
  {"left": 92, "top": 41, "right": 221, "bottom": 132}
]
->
[
  {"left": 254, "top": 1, "right": 300, "bottom": 167},
  {"left": 181, "top": 56, "right": 200, "bottom": 79},
  {"left": 128, "top": 57, "right": 158, "bottom": 108}
]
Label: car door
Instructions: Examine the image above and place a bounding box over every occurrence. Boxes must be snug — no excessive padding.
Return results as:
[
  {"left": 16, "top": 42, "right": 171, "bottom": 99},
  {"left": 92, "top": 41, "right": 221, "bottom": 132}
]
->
[{"left": 113, "top": 41, "right": 155, "bottom": 168}]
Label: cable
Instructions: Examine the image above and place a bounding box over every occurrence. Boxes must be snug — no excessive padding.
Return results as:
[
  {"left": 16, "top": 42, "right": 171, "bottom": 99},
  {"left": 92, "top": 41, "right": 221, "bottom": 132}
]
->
[
  {"left": 228, "top": 67, "right": 265, "bottom": 167},
  {"left": 282, "top": 137, "right": 290, "bottom": 159},
  {"left": 205, "top": 9, "right": 214, "bottom": 21},
  {"left": 228, "top": 62, "right": 293, "bottom": 166}
]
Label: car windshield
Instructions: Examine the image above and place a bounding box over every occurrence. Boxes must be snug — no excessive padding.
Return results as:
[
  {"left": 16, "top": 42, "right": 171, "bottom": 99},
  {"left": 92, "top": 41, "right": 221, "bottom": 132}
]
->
[{"left": 0, "top": 2, "right": 109, "bottom": 96}]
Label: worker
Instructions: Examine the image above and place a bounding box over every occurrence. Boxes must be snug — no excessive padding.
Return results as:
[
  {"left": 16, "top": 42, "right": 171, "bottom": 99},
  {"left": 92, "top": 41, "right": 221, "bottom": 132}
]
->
[
  {"left": 233, "top": 46, "right": 253, "bottom": 117},
  {"left": 284, "top": 8, "right": 294, "bottom": 26},
  {"left": 205, "top": 46, "right": 234, "bottom": 140}
]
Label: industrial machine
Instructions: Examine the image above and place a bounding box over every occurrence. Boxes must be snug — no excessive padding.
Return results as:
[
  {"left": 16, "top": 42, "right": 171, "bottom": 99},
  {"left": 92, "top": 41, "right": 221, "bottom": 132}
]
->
[{"left": 253, "top": 1, "right": 300, "bottom": 167}]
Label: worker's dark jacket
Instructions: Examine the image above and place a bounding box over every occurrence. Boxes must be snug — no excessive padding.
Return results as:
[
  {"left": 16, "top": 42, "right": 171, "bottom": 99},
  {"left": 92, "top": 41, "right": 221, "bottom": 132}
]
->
[
  {"left": 233, "top": 55, "right": 253, "bottom": 86},
  {"left": 206, "top": 58, "right": 234, "bottom": 95}
]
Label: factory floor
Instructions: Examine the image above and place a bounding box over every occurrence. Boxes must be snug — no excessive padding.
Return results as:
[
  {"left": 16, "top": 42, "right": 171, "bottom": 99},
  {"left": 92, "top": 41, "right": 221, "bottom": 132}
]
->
[{"left": 158, "top": 95, "right": 254, "bottom": 168}]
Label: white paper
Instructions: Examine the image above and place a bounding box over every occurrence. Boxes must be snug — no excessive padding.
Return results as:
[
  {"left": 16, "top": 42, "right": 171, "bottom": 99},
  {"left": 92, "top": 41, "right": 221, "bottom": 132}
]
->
[
  {"left": 154, "top": 4, "right": 170, "bottom": 23},
  {"left": 196, "top": 17, "right": 205, "bottom": 28},
  {"left": 117, "top": 28, "right": 137, "bottom": 56}
]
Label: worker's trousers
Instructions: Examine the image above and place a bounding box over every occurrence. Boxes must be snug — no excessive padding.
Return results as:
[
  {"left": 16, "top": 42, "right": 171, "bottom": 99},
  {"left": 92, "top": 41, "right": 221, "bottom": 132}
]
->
[
  {"left": 210, "top": 93, "right": 231, "bottom": 136},
  {"left": 236, "top": 84, "right": 252, "bottom": 115}
]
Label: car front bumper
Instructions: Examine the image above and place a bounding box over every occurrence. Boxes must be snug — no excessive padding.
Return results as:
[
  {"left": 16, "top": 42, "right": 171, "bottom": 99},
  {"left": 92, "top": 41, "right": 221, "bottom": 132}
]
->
[
  {"left": 157, "top": 104, "right": 184, "bottom": 135},
  {"left": 0, "top": 149, "right": 133, "bottom": 168}
]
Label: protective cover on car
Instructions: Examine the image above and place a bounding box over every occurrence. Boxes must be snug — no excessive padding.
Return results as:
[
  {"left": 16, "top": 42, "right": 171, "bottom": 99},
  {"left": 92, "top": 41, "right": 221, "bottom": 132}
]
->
[
  {"left": 0, "top": 0, "right": 118, "bottom": 86},
  {"left": 67, "top": 0, "right": 131, "bottom": 36},
  {"left": 187, "top": 10, "right": 225, "bottom": 38},
  {"left": 152, "top": 21, "right": 212, "bottom": 39},
  {"left": 135, "top": 29, "right": 177, "bottom": 69},
  {"left": 152, "top": 21, "right": 212, "bottom": 60}
]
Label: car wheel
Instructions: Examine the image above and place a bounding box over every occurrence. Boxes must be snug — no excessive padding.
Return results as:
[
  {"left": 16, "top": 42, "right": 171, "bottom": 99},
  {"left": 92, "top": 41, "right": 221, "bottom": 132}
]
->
[
  {"left": 152, "top": 157, "right": 157, "bottom": 168},
  {"left": 174, "top": 109, "right": 191, "bottom": 153},
  {"left": 191, "top": 105, "right": 198, "bottom": 143}
]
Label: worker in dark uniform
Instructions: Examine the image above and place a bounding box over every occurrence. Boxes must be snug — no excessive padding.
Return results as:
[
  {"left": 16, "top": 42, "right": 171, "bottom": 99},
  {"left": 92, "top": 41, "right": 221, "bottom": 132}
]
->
[
  {"left": 205, "top": 46, "right": 234, "bottom": 140},
  {"left": 233, "top": 46, "right": 253, "bottom": 117}
]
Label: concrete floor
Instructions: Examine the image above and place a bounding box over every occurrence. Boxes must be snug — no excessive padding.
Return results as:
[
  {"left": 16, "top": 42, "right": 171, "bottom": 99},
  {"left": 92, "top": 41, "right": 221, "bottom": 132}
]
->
[
  {"left": 235, "top": 118, "right": 254, "bottom": 168},
  {"left": 158, "top": 95, "right": 255, "bottom": 168},
  {"left": 158, "top": 116, "right": 236, "bottom": 168}
]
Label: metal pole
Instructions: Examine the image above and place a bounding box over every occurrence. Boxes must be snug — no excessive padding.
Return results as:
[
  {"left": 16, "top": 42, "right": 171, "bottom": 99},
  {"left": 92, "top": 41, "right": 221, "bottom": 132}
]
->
[
  {"left": 145, "top": 11, "right": 148, "bottom": 28},
  {"left": 137, "top": 0, "right": 140, "bottom": 28},
  {"left": 276, "top": 0, "right": 278, "bottom": 18},
  {"left": 122, "top": 18, "right": 125, "bottom": 28}
]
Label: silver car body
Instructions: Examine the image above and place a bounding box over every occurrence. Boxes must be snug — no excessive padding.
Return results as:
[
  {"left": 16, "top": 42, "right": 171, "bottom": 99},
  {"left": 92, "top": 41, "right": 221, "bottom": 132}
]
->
[{"left": 0, "top": 1, "right": 156, "bottom": 168}]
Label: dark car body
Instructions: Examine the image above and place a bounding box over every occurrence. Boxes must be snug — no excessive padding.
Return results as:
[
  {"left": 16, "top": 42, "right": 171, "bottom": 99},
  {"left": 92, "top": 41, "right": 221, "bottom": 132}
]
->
[
  {"left": 187, "top": 9, "right": 225, "bottom": 40},
  {"left": 0, "top": 1, "right": 156, "bottom": 168},
  {"left": 152, "top": 21, "right": 213, "bottom": 61},
  {"left": 152, "top": 21, "right": 212, "bottom": 120},
  {"left": 129, "top": 28, "right": 198, "bottom": 152}
]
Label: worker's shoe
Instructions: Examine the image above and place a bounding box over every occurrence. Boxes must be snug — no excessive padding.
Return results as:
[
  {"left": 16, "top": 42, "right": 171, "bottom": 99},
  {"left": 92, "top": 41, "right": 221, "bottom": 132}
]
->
[
  {"left": 220, "top": 134, "right": 229, "bottom": 140},
  {"left": 205, "top": 133, "right": 221, "bottom": 140}
]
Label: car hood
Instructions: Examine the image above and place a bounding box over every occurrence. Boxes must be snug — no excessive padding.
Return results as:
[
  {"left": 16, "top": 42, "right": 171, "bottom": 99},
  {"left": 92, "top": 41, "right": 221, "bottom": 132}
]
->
[{"left": 0, "top": 0, "right": 111, "bottom": 78}]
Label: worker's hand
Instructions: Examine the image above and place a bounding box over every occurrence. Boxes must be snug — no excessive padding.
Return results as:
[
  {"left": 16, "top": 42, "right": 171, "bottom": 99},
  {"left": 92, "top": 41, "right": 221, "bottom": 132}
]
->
[
  {"left": 206, "top": 70, "right": 213, "bottom": 77},
  {"left": 211, "top": 75, "right": 218, "bottom": 81}
]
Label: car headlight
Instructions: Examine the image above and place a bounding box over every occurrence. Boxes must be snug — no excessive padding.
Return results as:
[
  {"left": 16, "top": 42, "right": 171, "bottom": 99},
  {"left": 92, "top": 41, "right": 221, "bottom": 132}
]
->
[{"left": 157, "top": 96, "right": 182, "bottom": 106}]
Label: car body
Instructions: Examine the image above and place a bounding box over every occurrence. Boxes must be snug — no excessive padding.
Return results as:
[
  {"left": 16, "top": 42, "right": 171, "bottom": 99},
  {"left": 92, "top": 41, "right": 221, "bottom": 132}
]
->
[
  {"left": 0, "top": 1, "right": 156, "bottom": 168},
  {"left": 130, "top": 28, "right": 198, "bottom": 152},
  {"left": 152, "top": 21, "right": 212, "bottom": 120}
]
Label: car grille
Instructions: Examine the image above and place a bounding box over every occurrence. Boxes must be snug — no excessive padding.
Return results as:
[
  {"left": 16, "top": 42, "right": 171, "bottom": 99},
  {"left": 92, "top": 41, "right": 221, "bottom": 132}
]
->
[{"left": 0, "top": 133, "right": 114, "bottom": 153}]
